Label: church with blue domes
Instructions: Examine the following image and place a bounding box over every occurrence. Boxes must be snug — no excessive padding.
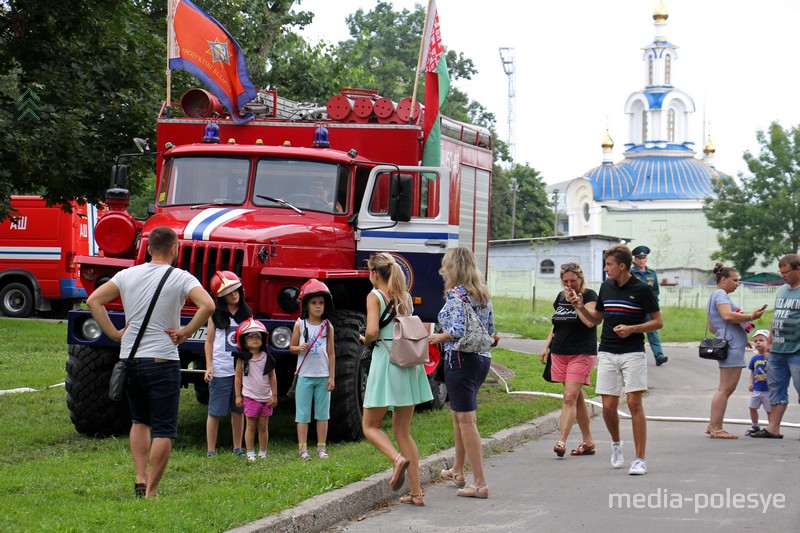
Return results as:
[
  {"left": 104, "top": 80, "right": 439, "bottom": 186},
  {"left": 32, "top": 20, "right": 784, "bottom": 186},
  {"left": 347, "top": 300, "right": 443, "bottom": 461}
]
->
[{"left": 559, "top": 0, "right": 726, "bottom": 285}]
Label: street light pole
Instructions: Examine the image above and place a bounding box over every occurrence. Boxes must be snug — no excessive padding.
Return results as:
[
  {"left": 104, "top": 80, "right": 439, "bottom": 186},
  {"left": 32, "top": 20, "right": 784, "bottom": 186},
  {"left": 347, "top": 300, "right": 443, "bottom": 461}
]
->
[
  {"left": 552, "top": 188, "right": 560, "bottom": 236},
  {"left": 510, "top": 178, "right": 518, "bottom": 239}
]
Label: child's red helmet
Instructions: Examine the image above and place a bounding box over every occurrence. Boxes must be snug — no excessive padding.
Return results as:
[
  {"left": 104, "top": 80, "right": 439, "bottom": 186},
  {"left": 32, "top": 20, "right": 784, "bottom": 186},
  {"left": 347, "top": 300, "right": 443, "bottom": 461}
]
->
[
  {"left": 298, "top": 278, "right": 333, "bottom": 318},
  {"left": 235, "top": 318, "right": 267, "bottom": 350},
  {"left": 209, "top": 270, "right": 242, "bottom": 298}
]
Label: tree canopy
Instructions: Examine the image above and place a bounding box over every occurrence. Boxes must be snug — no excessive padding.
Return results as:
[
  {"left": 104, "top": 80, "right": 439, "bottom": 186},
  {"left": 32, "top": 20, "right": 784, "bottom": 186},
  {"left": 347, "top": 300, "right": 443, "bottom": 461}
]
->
[
  {"left": 704, "top": 121, "right": 800, "bottom": 274},
  {"left": 0, "top": 0, "right": 550, "bottom": 238}
]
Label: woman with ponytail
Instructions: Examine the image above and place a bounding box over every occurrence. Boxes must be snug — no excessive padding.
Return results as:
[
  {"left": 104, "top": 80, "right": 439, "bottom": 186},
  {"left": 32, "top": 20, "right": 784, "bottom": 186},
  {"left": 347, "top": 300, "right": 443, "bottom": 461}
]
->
[{"left": 359, "top": 252, "right": 433, "bottom": 507}]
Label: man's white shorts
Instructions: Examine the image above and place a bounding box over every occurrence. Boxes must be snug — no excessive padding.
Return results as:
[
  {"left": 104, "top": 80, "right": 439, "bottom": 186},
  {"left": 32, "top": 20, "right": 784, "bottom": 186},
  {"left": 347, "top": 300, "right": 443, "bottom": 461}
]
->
[{"left": 595, "top": 351, "right": 648, "bottom": 396}]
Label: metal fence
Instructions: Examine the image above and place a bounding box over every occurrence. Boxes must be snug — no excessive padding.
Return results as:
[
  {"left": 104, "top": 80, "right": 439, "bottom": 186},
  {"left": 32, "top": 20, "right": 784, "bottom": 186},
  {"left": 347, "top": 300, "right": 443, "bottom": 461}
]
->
[{"left": 488, "top": 268, "right": 777, "bottom": 310}]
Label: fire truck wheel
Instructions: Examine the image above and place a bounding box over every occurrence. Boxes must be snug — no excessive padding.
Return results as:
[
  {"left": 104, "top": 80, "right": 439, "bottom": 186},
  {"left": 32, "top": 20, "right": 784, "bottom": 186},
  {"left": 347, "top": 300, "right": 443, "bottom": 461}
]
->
[
  {"left": 0, "top": 282, "right": 34, "bottom": 318},
  {"left": 419, "top": 366, "right": 447, "bottom": 411},
  {"left": 65, "top": 344, "right": 131, "bottom": 437},
  {"left": 327, "top": 310, "right": 367, "bottom": 442}
]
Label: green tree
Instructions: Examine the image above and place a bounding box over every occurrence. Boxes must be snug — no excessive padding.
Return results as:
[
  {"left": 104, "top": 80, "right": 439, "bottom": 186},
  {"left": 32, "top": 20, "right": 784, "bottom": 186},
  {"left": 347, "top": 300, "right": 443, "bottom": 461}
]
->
[
  {"left": 508, "top": 163, "right": 552, "bottom": 239},
  {"left": 0, "top": 1, "right": 163, "bottom": 219},
  {"left": 704, "top": 121, "right": 800, "bottom": 274}
]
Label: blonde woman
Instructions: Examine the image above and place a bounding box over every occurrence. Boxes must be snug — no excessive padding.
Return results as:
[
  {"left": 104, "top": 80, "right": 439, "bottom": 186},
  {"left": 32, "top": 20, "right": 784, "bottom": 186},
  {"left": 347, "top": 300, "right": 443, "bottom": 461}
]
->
[
  {"left": 540, "top": 262, "right": 597, "bottom": 458},
  {"left": 359, "top": 252, "right": 433, "bottom": 506},
  {"left": 429, "top": 247, "right": 494, "bottom": 499}
]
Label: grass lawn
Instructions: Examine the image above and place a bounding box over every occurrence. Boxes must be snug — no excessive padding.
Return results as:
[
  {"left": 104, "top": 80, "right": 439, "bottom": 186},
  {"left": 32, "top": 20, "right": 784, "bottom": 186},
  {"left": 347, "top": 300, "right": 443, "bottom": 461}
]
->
[{"left": 0, "top": 317, "right": 566, "bottom": 532}]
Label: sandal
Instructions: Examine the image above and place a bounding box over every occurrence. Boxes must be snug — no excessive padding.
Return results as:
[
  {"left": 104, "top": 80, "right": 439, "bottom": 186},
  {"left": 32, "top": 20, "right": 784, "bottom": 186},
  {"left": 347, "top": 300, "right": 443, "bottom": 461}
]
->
[
  {"left": 390, "top": 454, "right": 410, "bottom": 491},
  {"left": 553, "top": 441, "right": 566, "bottom": 458},
  {"left": 134, "top": 482, "right": 146, "bottom": 498},
  {"left": 399, "top": 493, "right": 425, "bottom": 506},
  {"left": 457, "top": 484, "right": 489, "bottom": 499},
  {"left": 709, "top": 429, "right": 738, "bottom": 439},
  {"left": 317, "top": 449, "right": 330, "bottom": 459},
  {"left": 751, "top": 428, "right": 784, "bottom": 439},
  {"left": 299, "top": 450, "right": 311, "bottom": 461},
  {"left": 571, "top": 442, "right": 596, "bottom": 456},
  {"left": 441, "top": 468, "right": 467, "bottom": 488}
]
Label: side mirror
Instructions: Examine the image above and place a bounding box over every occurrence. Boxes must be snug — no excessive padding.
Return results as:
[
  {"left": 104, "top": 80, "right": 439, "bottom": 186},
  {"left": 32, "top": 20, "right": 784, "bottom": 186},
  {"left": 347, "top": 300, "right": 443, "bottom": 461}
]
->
[
  {"left": 389, "top": 173, "right": 413, "bottom": 222},
  {"left": 110, "top": 164, "right": 129, "bottom": 189}
]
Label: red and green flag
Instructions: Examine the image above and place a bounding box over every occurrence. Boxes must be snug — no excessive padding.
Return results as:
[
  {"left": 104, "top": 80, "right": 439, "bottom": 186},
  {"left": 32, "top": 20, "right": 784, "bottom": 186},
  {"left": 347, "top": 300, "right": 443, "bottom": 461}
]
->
[{"left": 421, "top": 1, "right": 450, "bottom": 167}]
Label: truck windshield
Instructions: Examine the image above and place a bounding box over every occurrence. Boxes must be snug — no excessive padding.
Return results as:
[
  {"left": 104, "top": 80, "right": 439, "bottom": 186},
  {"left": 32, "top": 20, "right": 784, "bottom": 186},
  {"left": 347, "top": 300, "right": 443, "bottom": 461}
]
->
[
  {"left": 161, "top": 157, "right": 250, "bottom": 206},
  {"left": 252, "top": 159, "right": 347, "bottom": 214}
]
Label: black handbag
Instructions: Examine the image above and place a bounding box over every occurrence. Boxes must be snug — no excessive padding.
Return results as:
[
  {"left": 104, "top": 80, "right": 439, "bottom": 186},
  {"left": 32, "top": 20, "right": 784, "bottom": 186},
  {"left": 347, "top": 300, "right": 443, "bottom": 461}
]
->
[
  {"left": 699, "top": 337, "right": 728, "bottom": 360},
  {"left": 109, "top": 267, "right": 174, "bottom": 401},
  {"left": 700, "top": 296, "right": 729, "bottom": 361},
  {"left": 543, "top": 349, "right": 555, "bottom": 383}
]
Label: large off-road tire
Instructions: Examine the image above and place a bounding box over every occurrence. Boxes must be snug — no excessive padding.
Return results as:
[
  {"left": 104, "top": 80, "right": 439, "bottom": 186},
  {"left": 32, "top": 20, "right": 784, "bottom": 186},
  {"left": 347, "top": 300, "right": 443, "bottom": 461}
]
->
[
  {"left": 65, "top": 344, "right": 131, "bottom": 437},
  {"left": 0, "top": 282, "right": 34, "bottom": 318},
  {"left": 328, "top": 310, "right": 367, "bottom": 442},
  {"left": 419, "top": 364, "right": 448, "bottom": 411},
  {"left": 192, "top": 356, "right": 210, "bottom": 405}
]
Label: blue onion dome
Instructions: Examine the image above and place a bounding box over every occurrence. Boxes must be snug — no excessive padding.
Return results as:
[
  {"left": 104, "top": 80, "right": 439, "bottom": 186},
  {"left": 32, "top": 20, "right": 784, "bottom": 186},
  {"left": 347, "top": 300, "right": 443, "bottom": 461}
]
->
[
  {"left": 621, "top": 148, "right": 717, "bottom": 200},
  {"left": 584, "top": 161, "right": 636, "bottom": 200}
]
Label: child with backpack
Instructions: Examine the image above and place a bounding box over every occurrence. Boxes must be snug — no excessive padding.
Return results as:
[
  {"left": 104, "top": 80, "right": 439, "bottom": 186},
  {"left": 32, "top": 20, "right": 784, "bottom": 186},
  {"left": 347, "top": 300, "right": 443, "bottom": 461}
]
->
[
  {"left": 234, "top": 318, "right": 277, "bottom": 461},
  {"left": 204, "top": 271, "right": 251, "bottom": 457},
  {"left": 289, "top": 279, "right": 335, "bottom": 461}
]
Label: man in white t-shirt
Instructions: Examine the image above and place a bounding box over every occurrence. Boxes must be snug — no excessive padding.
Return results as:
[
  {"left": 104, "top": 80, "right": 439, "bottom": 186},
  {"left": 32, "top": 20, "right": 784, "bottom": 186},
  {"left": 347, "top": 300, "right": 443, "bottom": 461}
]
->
[{"left": 87, "top": 227, "right": 214, "bottom": 498}]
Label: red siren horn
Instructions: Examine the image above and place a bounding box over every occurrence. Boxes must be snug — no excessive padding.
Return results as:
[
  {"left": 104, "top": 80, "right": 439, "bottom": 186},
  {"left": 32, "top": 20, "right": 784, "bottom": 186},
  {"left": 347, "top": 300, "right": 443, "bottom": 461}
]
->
[{"left": 181, "top": 88, "right": 224, "bottom": 118}]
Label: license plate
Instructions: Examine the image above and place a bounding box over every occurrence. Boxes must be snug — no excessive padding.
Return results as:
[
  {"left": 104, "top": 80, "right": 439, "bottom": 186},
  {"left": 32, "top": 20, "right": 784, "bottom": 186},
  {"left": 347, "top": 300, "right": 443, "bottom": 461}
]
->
[{"left": 189, "top": 326, "right": 208, "bottom": 342}]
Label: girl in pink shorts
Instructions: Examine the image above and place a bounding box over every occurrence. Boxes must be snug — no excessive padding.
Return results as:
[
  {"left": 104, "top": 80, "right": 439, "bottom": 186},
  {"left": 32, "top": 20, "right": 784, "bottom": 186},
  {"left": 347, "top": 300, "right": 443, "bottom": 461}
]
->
[{"left": 234, "top": 319, "right": 277, "bottom": 461}]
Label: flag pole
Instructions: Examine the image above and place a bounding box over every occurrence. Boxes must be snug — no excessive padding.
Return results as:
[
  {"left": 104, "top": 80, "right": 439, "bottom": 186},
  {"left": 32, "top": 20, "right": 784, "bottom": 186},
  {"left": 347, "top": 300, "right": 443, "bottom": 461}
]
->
[
  {"left": 166, "top": 0, "right": 173, "bottom": 110},
  {"left": 409, "top": 0, "right": 434, "bottom": 126}
]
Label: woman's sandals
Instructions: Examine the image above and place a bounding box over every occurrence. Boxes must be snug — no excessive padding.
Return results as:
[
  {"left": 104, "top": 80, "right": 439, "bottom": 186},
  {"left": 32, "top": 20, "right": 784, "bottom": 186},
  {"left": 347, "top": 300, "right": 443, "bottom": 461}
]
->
[
  {"left": 571, "top": 442, "right": 596, "bottom": 456},
  {"left": 440, "top": 468, "right": 466, "bottom": 488},
  {"left": 390, "top": 454, "right": 410, "bottom": 491},
  {"left": 399, "top": 493, "right": 425, "bottom": 506}
]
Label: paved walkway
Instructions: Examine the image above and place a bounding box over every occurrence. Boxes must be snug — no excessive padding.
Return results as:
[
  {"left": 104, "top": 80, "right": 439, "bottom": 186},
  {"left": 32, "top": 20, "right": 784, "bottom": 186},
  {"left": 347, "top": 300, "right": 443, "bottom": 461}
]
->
[{"left": 232, "top": 338, "right": 800, "bottom": 533}]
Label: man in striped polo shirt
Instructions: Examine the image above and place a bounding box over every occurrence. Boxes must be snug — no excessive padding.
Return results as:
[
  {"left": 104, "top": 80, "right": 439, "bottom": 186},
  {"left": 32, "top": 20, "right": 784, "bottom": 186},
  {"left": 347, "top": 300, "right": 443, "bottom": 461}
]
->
[{"left": 568, "top": 245, "right": 662, "bottom": 476}]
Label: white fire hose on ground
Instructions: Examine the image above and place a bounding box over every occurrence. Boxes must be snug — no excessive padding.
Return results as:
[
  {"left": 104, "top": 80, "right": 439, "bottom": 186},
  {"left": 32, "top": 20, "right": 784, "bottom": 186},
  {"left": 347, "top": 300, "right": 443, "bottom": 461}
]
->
[{"left": 488, "top": 365, "right": 800, "bottom": 429}]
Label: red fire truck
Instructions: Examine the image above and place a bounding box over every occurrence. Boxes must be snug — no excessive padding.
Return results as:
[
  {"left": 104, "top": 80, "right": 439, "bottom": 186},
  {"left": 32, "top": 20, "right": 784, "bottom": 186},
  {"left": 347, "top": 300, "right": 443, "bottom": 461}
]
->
[
  {"left": 65, "top": 88, "right": 493, "bottom": 440},
  {"left": 0, "top": 196, "right": 99, "bottom": 318}
]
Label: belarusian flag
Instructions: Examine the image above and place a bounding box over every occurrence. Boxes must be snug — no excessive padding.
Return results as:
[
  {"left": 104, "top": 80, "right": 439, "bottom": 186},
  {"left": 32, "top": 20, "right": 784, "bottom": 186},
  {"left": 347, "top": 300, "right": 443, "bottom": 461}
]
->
[{"left": 421, "top": 1, "right": 450, "bottom": 167}]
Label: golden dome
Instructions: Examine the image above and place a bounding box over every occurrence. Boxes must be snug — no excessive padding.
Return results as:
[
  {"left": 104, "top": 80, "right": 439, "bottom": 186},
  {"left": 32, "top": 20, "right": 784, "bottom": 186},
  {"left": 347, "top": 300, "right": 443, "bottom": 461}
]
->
[
  {"left": 703, "top": 136, "right": 716, "bottom": 155},
  {"left": 601, "top": 131, "right": 614, "bottom": 150},
  {"left": 653, "top": 0, "right": 669, "bottom": 22}
]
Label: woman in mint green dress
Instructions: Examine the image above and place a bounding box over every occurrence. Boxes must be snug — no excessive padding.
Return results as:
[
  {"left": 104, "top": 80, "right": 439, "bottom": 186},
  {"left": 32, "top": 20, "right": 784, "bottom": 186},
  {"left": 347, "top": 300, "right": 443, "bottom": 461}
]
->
[{"left": 359, "top": 252, "right": 433, "bottom": 507}]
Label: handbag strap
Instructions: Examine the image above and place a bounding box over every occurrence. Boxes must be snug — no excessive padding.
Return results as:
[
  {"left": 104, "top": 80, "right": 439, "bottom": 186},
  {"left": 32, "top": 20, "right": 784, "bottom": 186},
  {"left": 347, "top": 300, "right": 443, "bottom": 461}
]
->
[
  {"left": 295, "top": 319, "right": 328, "bottom": 375},
  {"left": 705, "top": 290, "right": 728, "bottom": 340},
  {"left": 126, "top": 266, "right": 174, "bottom": 360}
]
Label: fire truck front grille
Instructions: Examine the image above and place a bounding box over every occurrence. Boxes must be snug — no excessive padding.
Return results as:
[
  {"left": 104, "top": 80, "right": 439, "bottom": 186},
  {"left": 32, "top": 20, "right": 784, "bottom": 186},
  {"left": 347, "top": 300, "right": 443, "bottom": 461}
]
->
[{"left": 178, "top": 243, "right": 245, "bottom": 289}]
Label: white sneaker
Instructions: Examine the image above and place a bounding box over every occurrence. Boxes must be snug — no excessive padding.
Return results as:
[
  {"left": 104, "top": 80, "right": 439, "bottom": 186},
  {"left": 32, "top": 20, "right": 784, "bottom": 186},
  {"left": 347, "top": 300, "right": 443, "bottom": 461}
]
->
[
  {"left": 246, "top": 452, "right": 256, "bottom": 462},
  {"left": 610, "top": 441, "right": 624, "bottom": 469},
  {"left": 629, "top": 458, "right": 648, "bottom": 475}
]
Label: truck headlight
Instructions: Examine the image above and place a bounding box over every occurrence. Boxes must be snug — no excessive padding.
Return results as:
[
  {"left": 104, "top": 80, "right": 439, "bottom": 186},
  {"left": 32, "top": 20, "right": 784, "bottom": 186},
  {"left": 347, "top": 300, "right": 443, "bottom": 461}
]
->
[
  {"left": 81, "top": 318, "right": 102, "bottom": 340},
  {"left": 270, "top": 326, "right": 292, "bottom": 349}
]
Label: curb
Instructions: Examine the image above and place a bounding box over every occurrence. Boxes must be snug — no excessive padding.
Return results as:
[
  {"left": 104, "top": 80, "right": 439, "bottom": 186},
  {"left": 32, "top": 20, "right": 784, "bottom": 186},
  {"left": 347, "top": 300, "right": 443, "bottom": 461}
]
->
[{"left": 228, "top": 409, "right": 570, "bottom": 533}]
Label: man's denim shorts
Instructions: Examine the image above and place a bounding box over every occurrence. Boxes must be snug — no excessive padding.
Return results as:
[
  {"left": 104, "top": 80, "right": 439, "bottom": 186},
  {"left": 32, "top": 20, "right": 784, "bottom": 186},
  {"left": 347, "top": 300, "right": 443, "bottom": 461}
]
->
[
  {"left": 767, "top": 351, "right": 800, "bottom": 405},
  {"left": 126, "top": 358, "right": 181, "bottom": 439}
]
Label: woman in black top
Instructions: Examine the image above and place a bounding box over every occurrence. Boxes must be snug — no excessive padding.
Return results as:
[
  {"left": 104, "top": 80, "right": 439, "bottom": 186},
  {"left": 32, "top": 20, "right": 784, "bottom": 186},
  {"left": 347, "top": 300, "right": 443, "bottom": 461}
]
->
[{"left": 540, "top": 262, "right": 598, "bottom": 458}]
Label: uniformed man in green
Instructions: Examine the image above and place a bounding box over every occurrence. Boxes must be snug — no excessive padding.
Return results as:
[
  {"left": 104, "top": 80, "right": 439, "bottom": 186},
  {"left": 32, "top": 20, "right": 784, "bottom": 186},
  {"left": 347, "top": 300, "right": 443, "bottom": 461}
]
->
[{"left": 631, "top": 246, "right": 668, "bottom": 366}]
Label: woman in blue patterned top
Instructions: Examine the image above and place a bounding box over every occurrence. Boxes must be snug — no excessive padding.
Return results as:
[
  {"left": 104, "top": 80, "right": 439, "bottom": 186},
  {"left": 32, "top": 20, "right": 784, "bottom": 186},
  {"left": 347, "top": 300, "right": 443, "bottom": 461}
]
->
[{"left": 429, "top": 247, "right": 494, "bottom": 499}]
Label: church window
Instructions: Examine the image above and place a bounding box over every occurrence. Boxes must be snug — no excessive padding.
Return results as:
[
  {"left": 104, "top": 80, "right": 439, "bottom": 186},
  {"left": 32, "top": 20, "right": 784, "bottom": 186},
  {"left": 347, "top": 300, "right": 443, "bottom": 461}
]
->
[
  {"left": 665, "top": 55, "right": 671, "bottom": 84},
  {"left": 668, "top": 109, "right": 675, "bottom": 142},
  {"left": 583, "top": 202, "right": 590, "bottom": 222},
  {"left": 540, "top": 259, "right": 555, "bottom": 274},
  {"left": 642, "top": 113, "right": 648, "bottom": 142},
  {"left": 648, "top": 56, "right": 653, "bottom": 85}
]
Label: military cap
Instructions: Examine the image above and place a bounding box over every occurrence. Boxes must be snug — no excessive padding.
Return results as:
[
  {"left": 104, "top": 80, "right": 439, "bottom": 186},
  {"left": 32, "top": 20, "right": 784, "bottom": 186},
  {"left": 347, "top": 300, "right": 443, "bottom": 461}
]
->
[{"left": 631, "top": 245, "right": 650, "bottom": 257}]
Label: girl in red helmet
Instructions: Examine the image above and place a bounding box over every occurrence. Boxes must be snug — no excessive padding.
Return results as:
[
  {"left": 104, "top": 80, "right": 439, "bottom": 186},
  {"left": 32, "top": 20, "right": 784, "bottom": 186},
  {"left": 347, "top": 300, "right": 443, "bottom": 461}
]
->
[
  {"left": 289, "top": 279, "right": 335, "bottom": 461},
  {"left": 233, "top": 318, "right": 277, "bottom": 461},
  {"left": 203, "top": 271, "right": 251, "bottom": 457}
]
